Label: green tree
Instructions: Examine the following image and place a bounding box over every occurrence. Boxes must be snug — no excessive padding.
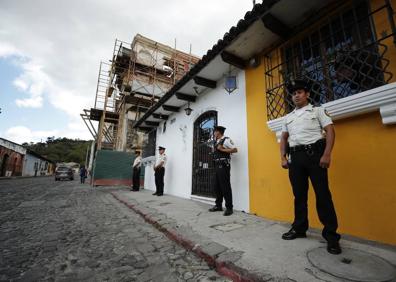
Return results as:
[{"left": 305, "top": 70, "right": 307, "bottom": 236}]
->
[{"left": 23, "top": 138, "right": 91, "bottom": 164}]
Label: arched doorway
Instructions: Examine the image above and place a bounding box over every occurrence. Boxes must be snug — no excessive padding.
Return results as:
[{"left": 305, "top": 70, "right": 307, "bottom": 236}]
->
[
  {"left": 1, "top": 154, "right": 9, "bottom": 177},
  {"left": 192, "top": 111, "right": 217, "bottom": 197}
]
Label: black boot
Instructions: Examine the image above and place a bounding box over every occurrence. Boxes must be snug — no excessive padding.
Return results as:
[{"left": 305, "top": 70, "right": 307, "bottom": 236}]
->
[
  {"left": 281, "top": 228, "right": 307, "bottom": 240},
  {"left": 223, "top": 209, "right": 233, "bottom": 216},
  {"left": 208, "top": 206, "right": 223, "bottom": 212},
  {"left": 327, "top": 241, "right": 342, "bottom": 255}
]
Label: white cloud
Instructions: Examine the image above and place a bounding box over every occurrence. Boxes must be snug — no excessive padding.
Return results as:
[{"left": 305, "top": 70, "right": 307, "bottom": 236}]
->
[
  {"left": 0, "top": 0, "right": 253, "bottom": 139},
  {"left": 12, "top": 78, "right": 28, "bottom": 91},
  {"left": 10, "top": 59, "right": 52, "bottom": 109},
  {"left": 0, "top": 42, "right": 20, "bottom": 57},
  {"left": 4, "top": 122, "right": 93, "bottom": 144},
  {"left": 4, "top": 126, "right": 58, "bottom": 144},
  {"left": 15, "top": 96, "right": 43, "bottom": 108}
]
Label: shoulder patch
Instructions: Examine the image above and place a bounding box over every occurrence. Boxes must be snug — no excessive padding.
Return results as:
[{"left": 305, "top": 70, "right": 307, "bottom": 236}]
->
[
  {"left": 229, "top": 139, "right": 234, "bottom": 145},
  {"left": 324, "top": 109, "right": 331, "bottom": 117}
]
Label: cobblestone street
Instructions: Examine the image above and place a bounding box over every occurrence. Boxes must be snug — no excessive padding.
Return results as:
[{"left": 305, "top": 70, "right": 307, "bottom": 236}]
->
[{"left": 0, "top": 177, "right": 230, "bottom": 282}]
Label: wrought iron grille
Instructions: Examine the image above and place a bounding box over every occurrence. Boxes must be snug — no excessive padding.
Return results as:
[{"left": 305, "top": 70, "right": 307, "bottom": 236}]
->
[
  {"left": 142, "top": 129, "right": 156, "bottom": 158},
  {"left": 192, "top": 111, "right": 217, "bottom": 198},
  {"left": 264, "top": 0, "right": 395, "bottom": 120}
]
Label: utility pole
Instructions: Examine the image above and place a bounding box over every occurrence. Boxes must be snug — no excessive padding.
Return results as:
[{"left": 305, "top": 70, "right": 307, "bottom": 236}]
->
[{"left": 84, "top": 144, "right": 90, "bottom": 167}]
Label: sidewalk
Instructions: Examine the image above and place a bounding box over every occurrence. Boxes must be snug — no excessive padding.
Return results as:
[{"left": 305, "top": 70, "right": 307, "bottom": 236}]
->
[{"left": 111, "top": 188, "right": 396, "bottom": 282}]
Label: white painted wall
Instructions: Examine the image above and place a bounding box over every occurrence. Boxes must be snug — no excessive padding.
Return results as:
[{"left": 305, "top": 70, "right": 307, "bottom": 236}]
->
[
  {"left": 143, "top": 70, "right": 250, "bottom": 212},
  {"left": 22, "top": 154, "right": 51, "bottom": 176}
]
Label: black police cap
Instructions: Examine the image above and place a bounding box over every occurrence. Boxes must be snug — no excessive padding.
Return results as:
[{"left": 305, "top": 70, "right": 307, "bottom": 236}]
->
[
  {"left": 158, "top": 146, "right": 166, "bottom": 150},
  {"left": 286, "top": 79, "right": 311, "bottom": 93},
  {"left": 214, "top": 126, "right": 226, "bottom": 133}
]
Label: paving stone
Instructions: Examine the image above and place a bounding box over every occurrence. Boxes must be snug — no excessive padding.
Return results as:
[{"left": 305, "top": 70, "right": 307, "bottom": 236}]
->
[
  {"left": 184, "top": 271, "right": 194, "bottom": 280},
  {"left": 200, "top": 242, "right": 228, "bottom": 257},
  {"left": 0, "top": 178, "right": 231, "bottom": 281}
]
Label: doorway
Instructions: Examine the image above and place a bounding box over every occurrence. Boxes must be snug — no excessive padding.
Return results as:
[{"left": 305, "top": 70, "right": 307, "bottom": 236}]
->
[
  {"left": 1, "top": 154, "right": 9, "bottom": 177},
  {"left": 192, "top": 111, "right": 217, "bottom": 197}
]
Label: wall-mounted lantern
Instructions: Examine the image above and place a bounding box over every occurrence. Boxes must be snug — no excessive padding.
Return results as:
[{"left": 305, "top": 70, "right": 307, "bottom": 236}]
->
[
  {"left": 224, "top": 66, "right": 237, "bottom": 94},
  {"left": 185, "top": 102, "right": 193, "bottom": 116},
  {"left": 224, "top": 75, "right": 237, "bottom": 94}
]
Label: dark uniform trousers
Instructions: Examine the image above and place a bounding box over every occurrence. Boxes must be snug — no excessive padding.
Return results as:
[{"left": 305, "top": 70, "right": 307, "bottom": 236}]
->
[
  {"left": 154, "top": 167, "right": 165, "bottom": 195},
  {"left": 288, "top": 142, "right": 341, "bottom": 243},
  {"left": 214, "top": 162, "right": 233, "bottom": 210},
  {"left": 132, "top": 167, "right": 140, "bottom": 191}
]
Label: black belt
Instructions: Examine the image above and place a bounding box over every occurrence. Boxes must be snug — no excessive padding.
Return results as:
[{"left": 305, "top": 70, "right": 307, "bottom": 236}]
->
[
  {"left": 289, "top": 139, "right": 325, "bottom": 153},
  {"left": 214, "top": 158, "right": 230, "bottom": 162}
]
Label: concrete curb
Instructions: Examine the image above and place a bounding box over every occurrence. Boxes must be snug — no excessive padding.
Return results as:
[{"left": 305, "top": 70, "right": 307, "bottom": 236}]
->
[{"left": 111, "top": 192, "right": 264, "bottom": 282}]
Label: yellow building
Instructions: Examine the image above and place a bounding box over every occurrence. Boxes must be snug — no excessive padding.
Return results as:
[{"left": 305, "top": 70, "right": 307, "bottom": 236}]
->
[
  {"left": 134, "top": 0, "right": 396, "bottom": 245},
  {"left": 244, "top": 0, "right": 396, "bottom": 245}
]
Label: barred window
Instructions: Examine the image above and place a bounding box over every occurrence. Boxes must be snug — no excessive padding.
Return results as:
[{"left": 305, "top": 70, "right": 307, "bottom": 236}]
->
[{"left": 265, "top": 0, "right": 394, "bottom": 120}]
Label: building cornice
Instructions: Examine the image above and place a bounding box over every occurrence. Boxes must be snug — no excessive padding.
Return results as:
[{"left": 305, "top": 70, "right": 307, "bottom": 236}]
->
[{"left": 267, "top": 82, "right": 396, "bottom": 141}]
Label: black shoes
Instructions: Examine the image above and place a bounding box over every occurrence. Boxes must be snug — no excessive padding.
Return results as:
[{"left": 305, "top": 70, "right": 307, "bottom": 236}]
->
[
  {"left": 327, "top": 241, "right": 342, "bottom": 255},
  {"left": 282, "top": 229, "right": 341, "bottom": 255},
  {"left": 208, "top": 206, "right": 233, "bottom": 216},
  {"left": 152, "top": 192, "right": 157, "bottom": 195},
  {"left": 208, "top": 206, "right": 223, "bottom": 212},
  {"left": 157, "top": 193, "right": 163, "bottom": 197},
  {"left": 223, "top": 209, "right": 233, "bottom": 216},
  {"left": 281, "top": 228, "right": 307, "bottom": 240}
]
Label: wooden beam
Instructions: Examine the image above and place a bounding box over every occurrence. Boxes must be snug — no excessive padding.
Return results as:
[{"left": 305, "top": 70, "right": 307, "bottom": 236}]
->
[
  {"left": 193, "top": 76, "right": 217, "bottom": 89},
  {"left": 221, "top": 51, "right": 246, "bottom": 69},
  {"left": 127, "top": 106, "right": 149, "bottom": 112},
  {"left": 137, "top": 126, "right": 153, "bottom": 132},
  {"left": 162, "top": 105, "right": 180, "bottom": 112},
  {"left": 152, "top": 113, "right": 169, "bottom": 120},
  {"left": 145, "top": 121, "right": 160, "bottom": 127},
  {"left": 124, "top": 95, "right": 152, "bottom": 107},
  {"left": 175, "top": 92, "right": 197, "bottom": 102},
  {"left": 261, "top": 13, "right": 291, "bottom": 39}
]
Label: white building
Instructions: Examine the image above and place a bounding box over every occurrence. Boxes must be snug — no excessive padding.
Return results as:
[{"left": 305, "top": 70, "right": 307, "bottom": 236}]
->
[
  {"left": 22, "top": 151, "right": 54, "bottom": 177},
  {"left": 135, "top": 50, "right": 251, "bottom": 212},
  {"left": 0, "top": 137, "right": 54, "bottom": 177}
]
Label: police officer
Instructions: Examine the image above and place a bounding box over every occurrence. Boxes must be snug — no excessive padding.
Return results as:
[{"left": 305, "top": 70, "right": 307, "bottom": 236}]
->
[
  {"left": 280, "top": 79, "right": 341, "bottom": 255},
  {"left": 131, "top": 150, "right": 142, "bottom": 191},
  {"left": 153, "top": 146, "right": 166, "bottom": 196},
  {"left": 208, "top": 126, "right": 238, "bottom": 216}
]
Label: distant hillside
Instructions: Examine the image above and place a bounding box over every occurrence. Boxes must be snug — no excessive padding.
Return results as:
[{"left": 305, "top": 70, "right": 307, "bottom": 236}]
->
[{"left": 22, "top": 137, "right": 91, "bottom": 164}]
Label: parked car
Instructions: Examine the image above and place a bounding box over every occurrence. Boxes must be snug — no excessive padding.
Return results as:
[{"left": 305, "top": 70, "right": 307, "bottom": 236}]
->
[{"left": 55, "top": 166, "right": 74, "bottom": 181}]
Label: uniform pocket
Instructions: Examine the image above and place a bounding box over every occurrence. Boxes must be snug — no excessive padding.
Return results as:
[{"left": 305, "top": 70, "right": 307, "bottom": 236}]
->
[
  {"left": 303, "top": 113, "right": 317, "bottom": 120},
  {"left": 302, "top": 114, "right": 320, "bottom": 130}
]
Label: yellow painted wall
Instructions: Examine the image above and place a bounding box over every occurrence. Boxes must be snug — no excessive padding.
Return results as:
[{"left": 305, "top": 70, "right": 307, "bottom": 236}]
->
[{"left": 246, "top": 0, "right": 396, "bottom": 245}]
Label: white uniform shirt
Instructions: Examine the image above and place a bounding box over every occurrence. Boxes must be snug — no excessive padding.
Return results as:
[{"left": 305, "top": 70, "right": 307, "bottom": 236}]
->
[
  {"left": 216, "top": 136, "right": 236, "bottom": 149},
  {"left": 155, "top": 153, "right": 167, "bottom": 167},
  {"left": 133, "top": 156, "right": 142, "bottom": 168},
  {"left": 282, "top": 104, "right": 333, "bottom": 147}
]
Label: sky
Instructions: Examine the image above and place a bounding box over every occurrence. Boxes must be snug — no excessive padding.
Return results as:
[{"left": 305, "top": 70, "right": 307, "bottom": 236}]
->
[{"left": 0, "top": 0, "right": 254, "bottom": 144}]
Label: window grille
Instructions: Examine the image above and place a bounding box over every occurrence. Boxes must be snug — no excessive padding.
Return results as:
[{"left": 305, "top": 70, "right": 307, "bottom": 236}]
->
[{"left": 264, "top": 0, "right": 395, "bottom": 120}]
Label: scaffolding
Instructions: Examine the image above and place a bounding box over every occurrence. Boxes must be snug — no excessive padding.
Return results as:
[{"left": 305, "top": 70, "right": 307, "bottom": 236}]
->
[{"left": 81, "top": 34, "right": 200, "bottom": 151}]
